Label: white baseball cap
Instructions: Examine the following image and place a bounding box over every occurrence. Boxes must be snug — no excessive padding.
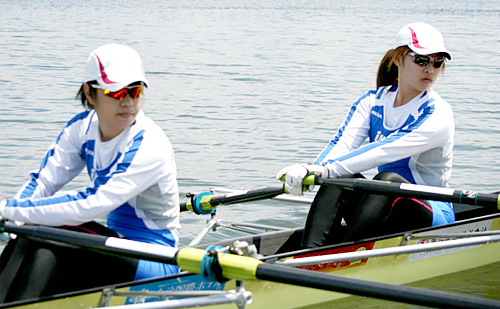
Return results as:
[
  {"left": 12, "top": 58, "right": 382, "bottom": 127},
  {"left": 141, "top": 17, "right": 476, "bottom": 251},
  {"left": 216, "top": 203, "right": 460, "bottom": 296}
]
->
[
  {"left": 394, "top": 23, "right": 451, "bottom": 60},
  {"left": 84, "top": 43, "right": 149, "bottom": 91}
]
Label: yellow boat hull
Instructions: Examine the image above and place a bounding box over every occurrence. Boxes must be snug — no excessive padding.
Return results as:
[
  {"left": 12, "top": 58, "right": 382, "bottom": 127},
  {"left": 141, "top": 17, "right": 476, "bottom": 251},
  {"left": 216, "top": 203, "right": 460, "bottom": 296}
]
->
[{"left": 4, "top": 214, "right": 500, "bottom": 309}]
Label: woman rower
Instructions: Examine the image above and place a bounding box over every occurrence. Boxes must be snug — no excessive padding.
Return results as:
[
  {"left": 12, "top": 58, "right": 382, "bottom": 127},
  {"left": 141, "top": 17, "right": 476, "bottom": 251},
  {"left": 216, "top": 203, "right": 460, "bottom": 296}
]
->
[
  {"left": 277, "top": 22, "right": 455, "bottom": 248},
  {"left": 0, "top": 43, "right": 180, "bottom": 301}
]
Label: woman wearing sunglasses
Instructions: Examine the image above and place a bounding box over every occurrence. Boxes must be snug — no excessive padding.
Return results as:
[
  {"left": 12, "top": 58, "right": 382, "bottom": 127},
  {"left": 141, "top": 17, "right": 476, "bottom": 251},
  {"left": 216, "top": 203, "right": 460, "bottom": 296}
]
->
[
  {"left": 277, "top": 23, "right": 455, "bottom": 248},
  {"left": 0, "top": 44, "right": 180, "bottom": 301}
]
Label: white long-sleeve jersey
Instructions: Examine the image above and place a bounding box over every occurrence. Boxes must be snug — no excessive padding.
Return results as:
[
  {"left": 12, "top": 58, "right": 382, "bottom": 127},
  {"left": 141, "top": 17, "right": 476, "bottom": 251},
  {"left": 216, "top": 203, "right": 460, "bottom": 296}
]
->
[
  {"left": 315, "top": 85, "right": 454, "bottom": 188},
  {"left": 2, "top": 109, "right": 180, "bottom": 245}
]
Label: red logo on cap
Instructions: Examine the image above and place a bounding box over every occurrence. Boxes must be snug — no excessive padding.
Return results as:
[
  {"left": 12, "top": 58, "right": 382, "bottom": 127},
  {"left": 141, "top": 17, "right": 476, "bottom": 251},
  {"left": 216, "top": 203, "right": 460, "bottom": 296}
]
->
[
  {"left": 95, "top": 54, "right": 117, "bottom": 84},
  {"left": 409, "top": 27, "right": 426, "bottom": 49}
]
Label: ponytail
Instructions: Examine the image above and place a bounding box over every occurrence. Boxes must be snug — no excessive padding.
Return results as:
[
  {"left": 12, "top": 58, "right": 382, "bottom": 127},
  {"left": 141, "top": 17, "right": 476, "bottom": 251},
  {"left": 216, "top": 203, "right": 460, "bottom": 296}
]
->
[{"left": 376, "top": 46, "right": 410, "bottom": 89}]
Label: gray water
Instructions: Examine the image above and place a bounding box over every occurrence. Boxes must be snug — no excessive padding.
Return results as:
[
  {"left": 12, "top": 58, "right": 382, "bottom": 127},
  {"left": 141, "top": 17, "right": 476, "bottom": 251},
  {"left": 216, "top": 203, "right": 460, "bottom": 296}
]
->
[{"left": 1, "top": 0, "right": 500, "bottom": 249}]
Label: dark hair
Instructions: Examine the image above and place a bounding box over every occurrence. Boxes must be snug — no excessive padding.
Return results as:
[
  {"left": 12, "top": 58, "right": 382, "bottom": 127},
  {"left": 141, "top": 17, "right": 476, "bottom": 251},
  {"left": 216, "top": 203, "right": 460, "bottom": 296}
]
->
[
  {"left": 376, "top": 46, "right": 410, "bottom": 89},
  {"left": 75, "top": 81, "right": 97, "bottom": 110}
]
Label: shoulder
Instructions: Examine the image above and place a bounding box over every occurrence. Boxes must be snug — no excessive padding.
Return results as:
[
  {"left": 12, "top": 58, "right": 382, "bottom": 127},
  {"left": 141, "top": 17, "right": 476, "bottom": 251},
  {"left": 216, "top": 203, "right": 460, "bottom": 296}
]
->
[
  {"left": 130, "top": 112, "right": 174, "bottom": 156},
  {"left": 133, "top": 111, "right": 170, "bottom": 141},
  {"left": 426, "top": 90, "right": 454, "bottom": 115},
  {"left": 61, "top": 110, "right": 97, "bottom": 141},
  {"left": 355, "top": 86, "right": 394, "bottom": 107},
  {"left": 417, "top": 91, "right": 454, "bottom": 133},
  {"left": 66, "top": 110, "right": 92, "bottom": 127},
  {"left": 358, "top": 87, "right": 386, "bottom": 102},
  {"left": 429, "top": 89, "right": 451, "bottom": 105}
]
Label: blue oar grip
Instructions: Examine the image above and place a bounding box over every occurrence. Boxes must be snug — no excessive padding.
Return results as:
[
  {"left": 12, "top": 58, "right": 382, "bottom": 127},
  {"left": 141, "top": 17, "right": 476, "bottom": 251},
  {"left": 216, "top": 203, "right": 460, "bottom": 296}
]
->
[{"left": 187, "top": 192, "right": 215, "bottom": 215}]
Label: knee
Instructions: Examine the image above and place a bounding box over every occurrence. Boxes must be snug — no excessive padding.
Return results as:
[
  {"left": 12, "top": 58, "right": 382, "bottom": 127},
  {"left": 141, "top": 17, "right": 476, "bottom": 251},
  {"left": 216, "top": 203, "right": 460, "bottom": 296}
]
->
[
  {"left": 31, "top": 248, "right": 57, "bottom": 267},
  {"left": 389, "top": 198, "right": 433, "bottom": 228},
  {"left": 374, "top": 172, "right": 408, "bottom": 183}
]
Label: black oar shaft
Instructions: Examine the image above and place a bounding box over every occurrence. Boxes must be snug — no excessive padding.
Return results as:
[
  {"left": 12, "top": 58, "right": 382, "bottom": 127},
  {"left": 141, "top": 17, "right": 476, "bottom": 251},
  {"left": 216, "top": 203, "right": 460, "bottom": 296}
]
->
[
  {"left": 0, "top": 221, "right": 178, "bottom": 265},
  {"left": 304, "top": 176, "right": 500, "bottom": 210},
  {"left": 180, "top": 186, "right": 286, "bottom": 213},
  {"left": 255, "top": 263, "right": 500, "bottom": 309},
  {"left": 1, "top": 221, "right": 106, "bottom": 248},
  {"left": 208, "top": 186, "right": 286, "bottom": 205}
]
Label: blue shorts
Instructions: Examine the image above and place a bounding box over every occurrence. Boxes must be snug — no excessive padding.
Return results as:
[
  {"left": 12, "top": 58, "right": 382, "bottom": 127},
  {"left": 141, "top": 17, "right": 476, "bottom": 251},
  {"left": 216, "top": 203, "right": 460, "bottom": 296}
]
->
[
  {"left": 429, "top": 201, "right": 455, "bottom": 226},
  {"left": 107, "top": 205, "right": 180, "bottom": 280},
  {"left": 134, "top": 260, "right": 180, "bottom": 280}
]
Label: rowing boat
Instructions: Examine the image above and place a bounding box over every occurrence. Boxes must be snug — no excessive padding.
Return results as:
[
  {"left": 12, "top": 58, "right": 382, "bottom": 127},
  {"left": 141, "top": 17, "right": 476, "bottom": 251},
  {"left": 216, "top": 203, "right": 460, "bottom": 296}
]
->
[{"left": 1, "top": 183, "right": 500, "bottom": 309}]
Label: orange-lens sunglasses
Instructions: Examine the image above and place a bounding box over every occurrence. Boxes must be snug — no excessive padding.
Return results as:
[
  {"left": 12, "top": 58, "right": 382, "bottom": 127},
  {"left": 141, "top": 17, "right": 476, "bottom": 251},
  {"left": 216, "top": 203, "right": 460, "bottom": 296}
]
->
[{"left": 91, "top": 84, "right": 144, "bottom": 100}]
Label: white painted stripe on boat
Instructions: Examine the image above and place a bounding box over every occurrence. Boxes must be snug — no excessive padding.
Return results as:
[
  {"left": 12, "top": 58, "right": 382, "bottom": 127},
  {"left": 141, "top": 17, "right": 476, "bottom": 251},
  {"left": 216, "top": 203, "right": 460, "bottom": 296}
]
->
[
  {"left": 400, "top": 183, "right": 455, "bottom": 195},
  {"left": 407, "top": 220, "right": 494, "bottom": 261},
  {"left": 95, "top": 290, "right": 252, "bottom": 309},
  {"left": 105, "top": 237, "right": 178, "bottom": 258},
  {"left": 276, "top": 234, "right": 500, "bottom": 266}
]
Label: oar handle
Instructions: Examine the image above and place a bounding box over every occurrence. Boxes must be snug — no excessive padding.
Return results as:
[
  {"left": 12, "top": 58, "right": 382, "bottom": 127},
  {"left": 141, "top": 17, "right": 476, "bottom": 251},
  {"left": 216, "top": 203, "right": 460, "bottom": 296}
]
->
[
  {"left": 279, "top": 175, "right": 315, "bottom": 192},
  {"left": 303, "top": 174, "right": 317, "bottom": 186}
]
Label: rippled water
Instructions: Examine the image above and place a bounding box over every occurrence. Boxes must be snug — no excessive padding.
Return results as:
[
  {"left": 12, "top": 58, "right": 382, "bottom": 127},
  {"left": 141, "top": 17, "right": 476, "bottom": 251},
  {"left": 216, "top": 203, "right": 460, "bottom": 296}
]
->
[{"left": 1, "top": 0, "right": 500, "bottom": 249}]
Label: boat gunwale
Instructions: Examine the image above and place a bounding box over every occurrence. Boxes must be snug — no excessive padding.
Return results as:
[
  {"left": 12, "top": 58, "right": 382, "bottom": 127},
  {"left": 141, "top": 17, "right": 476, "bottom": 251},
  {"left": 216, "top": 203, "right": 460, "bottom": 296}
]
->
[{"left": 247, "top": 211, "right": 500, "bottom": 261}]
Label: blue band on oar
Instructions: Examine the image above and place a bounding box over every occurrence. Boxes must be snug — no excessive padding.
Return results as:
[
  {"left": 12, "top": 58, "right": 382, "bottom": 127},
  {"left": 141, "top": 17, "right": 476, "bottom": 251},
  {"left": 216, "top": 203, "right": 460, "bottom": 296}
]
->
[
  {"left": 201, "top": 245, "right": 228, "bottom": 283},
  {"left": 191, "top": 192, "right": 215, "bottom": 215}
]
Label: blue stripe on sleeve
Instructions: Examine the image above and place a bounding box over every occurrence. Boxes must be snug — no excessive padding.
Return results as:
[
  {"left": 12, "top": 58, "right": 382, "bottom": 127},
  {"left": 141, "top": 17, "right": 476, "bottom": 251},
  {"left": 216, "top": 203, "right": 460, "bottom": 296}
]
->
[
  {"left": 315, "top": 89, "right": 378, "bottom": 164},
  {"left": 323, "top": 99, "right": 436, "bottom": 178},
  {"left": 10, "top": 129, "right": 145, "bottom": 210},
  {"left": 8, "top": 187, "right": 98, "bottom": 207},
  {"left": 19, "top": 111, "right": 90, "bottom": 199}
]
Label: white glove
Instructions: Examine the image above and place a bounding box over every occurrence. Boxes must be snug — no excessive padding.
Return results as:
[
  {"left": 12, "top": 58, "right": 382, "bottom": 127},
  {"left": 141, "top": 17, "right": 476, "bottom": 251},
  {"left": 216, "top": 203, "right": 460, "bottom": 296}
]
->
[
  {"left": 0, "top": 199, "right": 5, "bottom": 220},
  {"left": 276, "top": 163, "right": 329, "bottom": 196}
]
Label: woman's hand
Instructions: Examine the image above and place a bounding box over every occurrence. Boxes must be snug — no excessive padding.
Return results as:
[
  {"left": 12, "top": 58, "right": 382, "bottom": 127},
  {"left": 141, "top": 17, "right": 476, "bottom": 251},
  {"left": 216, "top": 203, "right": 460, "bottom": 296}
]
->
[{"left": 276, "top": 163, "right": 328, "bottom": 195}]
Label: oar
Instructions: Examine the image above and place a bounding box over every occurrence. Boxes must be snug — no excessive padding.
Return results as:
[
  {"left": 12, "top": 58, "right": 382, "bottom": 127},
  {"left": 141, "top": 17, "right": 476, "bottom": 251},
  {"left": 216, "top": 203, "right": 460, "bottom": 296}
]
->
[
  {"left": 180, "top": 185, "right": 287, "bottom": 213},
  {"left": 299, "top": 175, "right": 500, "bottom": 210},
  {"left": 1, "top": 221, "right": 499, "bottom": 309}
]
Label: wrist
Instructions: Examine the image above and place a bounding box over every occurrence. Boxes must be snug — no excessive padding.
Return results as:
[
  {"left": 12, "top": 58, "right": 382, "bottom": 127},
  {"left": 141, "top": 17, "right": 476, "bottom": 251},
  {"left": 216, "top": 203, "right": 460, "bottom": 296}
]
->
[{"left": 0, "top": 199, "right": 6, "bottom": 217}]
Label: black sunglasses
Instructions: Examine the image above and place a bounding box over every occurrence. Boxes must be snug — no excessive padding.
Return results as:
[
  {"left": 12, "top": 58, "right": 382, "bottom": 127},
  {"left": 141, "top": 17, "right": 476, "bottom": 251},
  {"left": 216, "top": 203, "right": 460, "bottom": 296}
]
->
[{"left": 408, "top": 52, "right": 445, "bottom": 69}]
